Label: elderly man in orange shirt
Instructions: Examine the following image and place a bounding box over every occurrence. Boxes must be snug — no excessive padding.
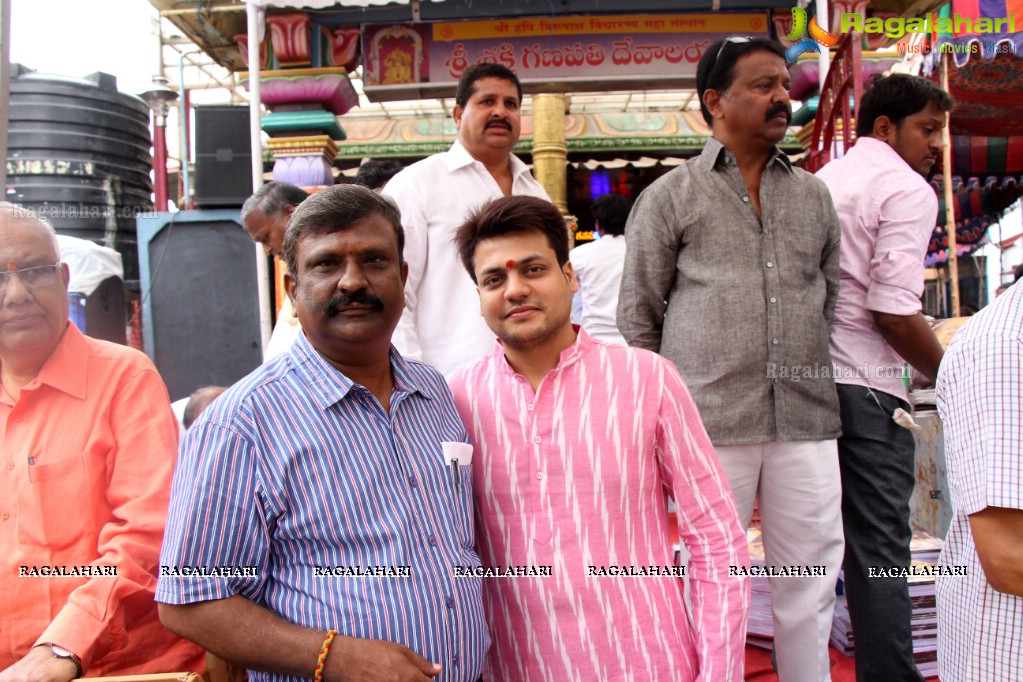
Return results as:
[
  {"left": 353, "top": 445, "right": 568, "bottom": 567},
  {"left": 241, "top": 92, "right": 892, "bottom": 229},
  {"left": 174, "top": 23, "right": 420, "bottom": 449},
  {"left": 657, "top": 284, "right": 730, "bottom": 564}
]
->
[{"left": 0, "top": 202, "right": 203, "bottom": 682}]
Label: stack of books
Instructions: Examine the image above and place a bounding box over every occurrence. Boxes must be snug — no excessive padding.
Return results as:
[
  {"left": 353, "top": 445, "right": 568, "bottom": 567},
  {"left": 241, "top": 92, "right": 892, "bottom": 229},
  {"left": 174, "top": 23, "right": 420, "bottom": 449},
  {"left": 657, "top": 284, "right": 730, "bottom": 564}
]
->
[
  {"left": 908, "top": 531, "right": 942, "bottom": 678},
  {"left": 745, "top": 528, "right": 775, "bottom": 649},
  {"left": 829, "top": 530, "right": 943, "bottom": 678}
]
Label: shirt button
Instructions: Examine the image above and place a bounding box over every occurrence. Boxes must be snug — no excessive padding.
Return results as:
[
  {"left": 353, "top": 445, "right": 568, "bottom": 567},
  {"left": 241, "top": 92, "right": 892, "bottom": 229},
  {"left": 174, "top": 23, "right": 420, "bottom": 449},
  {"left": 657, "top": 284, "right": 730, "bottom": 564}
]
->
[
  {"left": 408, "top": 477, "right": 418, "bottom": 488},
  {"left": 427, "top": 535, "right": 437, "bottom": 547},
  {"left": 527, "top": 404, "right": 533, "bottom": 412},
  {"left": 742, "top": 196, "right": 750, "bottom": 202},
  {"left": 765, "top": 261, "right": 774, "bottom": 268},
  {"left": 536, "top": 472, "right": 544, "bottom": 480},
  {"left": 533, "top": 436, "right": 541, "bottom": 444},
  {"left": 770, "top": 297, "right": 777, "bottom": 303},
  {"left": 1, "top": 512, "right": 8, "bottom": 520},
  {"left": 773, "top": 338, "right": 779, "bottom": 345},
  {"left": 6, "top": 462, "right": 12, "bottom": 470},
  {"left": 453, "top": 654, "right": 460, "bottom": 665},
  {"left": 445, "top": 597, "right": 456, "bottom": 608}
]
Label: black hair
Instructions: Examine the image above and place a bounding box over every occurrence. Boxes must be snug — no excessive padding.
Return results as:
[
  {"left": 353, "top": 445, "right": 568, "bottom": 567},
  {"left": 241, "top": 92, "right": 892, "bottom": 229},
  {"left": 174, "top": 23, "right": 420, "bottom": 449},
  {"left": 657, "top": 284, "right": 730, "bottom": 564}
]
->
[
  {"left": 590, "top": 193, "right": 632, "bottom": 237},
  {"left": 352, "top": 160, "right": 405, "bottom": 190},
  {"left": 455, "top": 196, "right": 567, "bottom": 283},
  {"left": 454, "top": 63, "right": 523, "bottom": 108},
  {"left": 696, "top": 37, "right": 787, "bottom": 125},
  {"left": 283, "top": 185, "right": 405, "bottom": 277},
  {"left": 856, "top": 74, "right": 954, "bottom": 138}
]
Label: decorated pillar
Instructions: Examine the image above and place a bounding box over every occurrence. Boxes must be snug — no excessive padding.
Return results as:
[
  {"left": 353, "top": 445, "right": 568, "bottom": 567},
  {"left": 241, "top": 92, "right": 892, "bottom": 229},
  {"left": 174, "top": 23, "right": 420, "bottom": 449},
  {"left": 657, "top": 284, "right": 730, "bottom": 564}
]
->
[
  {"left": 237, "top": 12, "right": 360, "bottom": 188},
  {"left": 237, "top": 12, "right": 361, "bottom": 318},
  {"left": 531, "top": 93, "right": 568, "bottom": 214}
]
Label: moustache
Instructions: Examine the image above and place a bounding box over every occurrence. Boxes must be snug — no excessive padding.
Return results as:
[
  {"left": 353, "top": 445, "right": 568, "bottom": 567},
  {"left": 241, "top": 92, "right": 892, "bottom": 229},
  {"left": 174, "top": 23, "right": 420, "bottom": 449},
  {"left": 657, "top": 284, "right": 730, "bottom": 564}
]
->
[
  {"left": 486, "top": 119, "right": 512, "bottom": 131},
  {"left": 766, "top": 103, "right": 792, "bottom": 124},
  {"left": 324, "top": 291, "right": 384, "bottom": 317}
]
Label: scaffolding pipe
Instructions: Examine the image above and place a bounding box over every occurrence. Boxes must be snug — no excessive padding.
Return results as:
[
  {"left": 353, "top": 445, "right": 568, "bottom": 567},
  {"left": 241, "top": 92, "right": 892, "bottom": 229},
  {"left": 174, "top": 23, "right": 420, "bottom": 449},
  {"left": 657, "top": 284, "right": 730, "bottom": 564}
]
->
[{"left": 247, "top": 1, "right": 272, "bottom": 351}]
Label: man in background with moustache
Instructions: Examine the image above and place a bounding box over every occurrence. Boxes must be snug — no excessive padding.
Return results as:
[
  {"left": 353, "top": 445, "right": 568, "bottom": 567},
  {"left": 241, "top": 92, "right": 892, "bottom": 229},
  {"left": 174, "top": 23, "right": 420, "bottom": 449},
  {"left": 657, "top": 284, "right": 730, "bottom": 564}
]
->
[
  {"left": 619, "top": 37, "right": 844, "bottom": 681},
  {"left": 383, "top": 63, "right": 550, "bottom": 375}
]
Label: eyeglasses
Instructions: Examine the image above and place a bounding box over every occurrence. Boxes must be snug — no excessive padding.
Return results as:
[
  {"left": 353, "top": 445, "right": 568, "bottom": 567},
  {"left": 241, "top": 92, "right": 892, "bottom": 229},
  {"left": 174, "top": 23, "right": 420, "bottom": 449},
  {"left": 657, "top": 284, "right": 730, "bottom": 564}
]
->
[
  {"left": 713, "top": 36, "right": 753, "bottom": 70},
  {"left": 0, "top": 262, "right": 62, "bottom": 292}
]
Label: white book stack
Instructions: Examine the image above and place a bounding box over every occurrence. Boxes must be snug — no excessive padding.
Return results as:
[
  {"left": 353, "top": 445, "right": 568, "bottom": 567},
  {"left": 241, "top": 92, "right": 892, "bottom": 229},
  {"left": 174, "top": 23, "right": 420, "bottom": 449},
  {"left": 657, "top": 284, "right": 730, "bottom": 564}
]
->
[
  {"left": 829, "top": 530, "right": 943, "bottom": 678},
  {"left": 745, "top": 528, "right": 775, "bottom": 650}
]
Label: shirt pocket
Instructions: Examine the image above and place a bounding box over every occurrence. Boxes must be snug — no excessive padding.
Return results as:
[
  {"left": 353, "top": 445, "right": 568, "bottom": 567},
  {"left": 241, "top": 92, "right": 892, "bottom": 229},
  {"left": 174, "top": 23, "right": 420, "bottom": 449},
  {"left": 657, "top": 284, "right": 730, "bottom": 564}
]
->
[
  {"left": 447, "top": 463, "right": 476, "bottom": 551},
  {"left": 18, "top": 455, "right": 93, "bottom": 549}
]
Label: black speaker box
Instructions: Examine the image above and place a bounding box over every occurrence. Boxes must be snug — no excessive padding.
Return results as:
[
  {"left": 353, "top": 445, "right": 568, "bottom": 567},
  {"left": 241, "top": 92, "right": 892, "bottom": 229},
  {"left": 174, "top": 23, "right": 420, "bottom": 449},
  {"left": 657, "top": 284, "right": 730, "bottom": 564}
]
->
[
  {"left": 137, "top": 210, "right": 265, "bottom": 402},
  {"left": 68, "top": 276, "right": 127, "bottom": 345},
  {"left": 194, "top": 106, "right": 252, "bottom": 207}
]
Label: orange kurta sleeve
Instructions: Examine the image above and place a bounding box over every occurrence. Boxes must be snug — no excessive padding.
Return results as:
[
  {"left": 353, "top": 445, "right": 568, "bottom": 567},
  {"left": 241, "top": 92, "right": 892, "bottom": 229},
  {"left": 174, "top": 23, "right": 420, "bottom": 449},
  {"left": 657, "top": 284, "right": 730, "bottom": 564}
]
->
[{"left": 1, "top": 325, "right": 203, "bottom": 675}]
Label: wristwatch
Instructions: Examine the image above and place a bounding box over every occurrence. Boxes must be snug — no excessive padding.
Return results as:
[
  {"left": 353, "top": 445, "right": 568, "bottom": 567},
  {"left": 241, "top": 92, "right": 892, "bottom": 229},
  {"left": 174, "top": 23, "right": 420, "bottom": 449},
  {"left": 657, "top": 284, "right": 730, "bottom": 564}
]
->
[{"left": 48, "top": 645, "right": 83, "bottom": 679}]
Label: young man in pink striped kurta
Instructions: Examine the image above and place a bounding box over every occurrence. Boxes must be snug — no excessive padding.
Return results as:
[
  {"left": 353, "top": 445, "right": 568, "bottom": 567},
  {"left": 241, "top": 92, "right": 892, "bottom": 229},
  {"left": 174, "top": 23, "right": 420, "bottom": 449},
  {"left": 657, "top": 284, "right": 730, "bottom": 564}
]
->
[{"left": 448, "top": 195, "right": 750, "bottom": 681}]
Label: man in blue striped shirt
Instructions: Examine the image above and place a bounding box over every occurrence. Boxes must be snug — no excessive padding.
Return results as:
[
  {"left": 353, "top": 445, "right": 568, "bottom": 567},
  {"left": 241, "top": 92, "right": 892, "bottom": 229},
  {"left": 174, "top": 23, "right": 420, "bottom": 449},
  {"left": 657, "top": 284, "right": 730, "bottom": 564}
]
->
[{"left": 157, "top": 185, "right": 489, "bottom": 682}]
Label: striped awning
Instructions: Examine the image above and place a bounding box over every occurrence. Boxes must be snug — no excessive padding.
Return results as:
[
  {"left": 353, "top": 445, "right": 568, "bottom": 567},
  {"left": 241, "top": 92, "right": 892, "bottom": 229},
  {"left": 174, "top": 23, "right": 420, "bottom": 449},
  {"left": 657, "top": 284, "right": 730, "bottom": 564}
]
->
[
  {"left": 925, "top": 174, "right": 1022, "bottom": 263},
  {"left": 938, "top": 135, "right": 1023, "bottom": 175}
]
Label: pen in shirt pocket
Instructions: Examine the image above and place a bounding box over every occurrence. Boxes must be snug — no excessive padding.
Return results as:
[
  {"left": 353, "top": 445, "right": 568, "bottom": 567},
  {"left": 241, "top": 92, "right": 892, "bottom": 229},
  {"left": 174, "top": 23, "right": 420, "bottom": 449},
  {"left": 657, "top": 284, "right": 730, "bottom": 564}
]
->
[{"left": 440, "top": 442, "right": 472, "bottom": 492}]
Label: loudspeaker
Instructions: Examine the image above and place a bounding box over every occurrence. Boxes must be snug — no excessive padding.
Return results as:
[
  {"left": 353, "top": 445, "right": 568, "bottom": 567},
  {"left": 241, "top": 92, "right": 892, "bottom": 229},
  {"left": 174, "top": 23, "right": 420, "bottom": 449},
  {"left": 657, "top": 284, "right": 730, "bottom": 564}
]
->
[
  {"left": 67, "top": 277, "right": 127, "bottom": 345},
  {"left": 194, "top": 106, "right": 251, "bottom": 207},
  {"left": 137, "top": 210, "right": 265, "bottom": 401}
]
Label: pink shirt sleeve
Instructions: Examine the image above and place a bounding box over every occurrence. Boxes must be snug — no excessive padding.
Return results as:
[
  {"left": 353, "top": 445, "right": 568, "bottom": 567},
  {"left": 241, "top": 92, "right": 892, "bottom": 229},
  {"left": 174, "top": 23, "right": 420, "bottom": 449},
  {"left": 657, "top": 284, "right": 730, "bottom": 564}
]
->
[
  {"left": 865, "top": 182, "right": 938, "bottom": 316},
  {"left": 655, "top": 361, "right": 750, "bottom": 681}
]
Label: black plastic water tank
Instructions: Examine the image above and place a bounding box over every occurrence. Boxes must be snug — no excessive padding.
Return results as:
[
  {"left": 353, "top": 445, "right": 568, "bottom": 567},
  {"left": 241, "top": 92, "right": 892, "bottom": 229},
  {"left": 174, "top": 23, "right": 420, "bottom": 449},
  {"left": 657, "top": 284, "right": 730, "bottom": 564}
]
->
[{"left": 5, "top": 64, "right": 154, "bottom": 283}]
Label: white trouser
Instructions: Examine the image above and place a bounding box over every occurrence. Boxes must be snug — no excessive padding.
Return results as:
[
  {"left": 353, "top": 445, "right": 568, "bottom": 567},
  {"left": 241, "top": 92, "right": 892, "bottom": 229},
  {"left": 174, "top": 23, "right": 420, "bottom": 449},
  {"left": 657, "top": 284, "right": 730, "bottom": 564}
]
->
[{"left": 714, "top": 439, "right": 844, "bottom": 682}]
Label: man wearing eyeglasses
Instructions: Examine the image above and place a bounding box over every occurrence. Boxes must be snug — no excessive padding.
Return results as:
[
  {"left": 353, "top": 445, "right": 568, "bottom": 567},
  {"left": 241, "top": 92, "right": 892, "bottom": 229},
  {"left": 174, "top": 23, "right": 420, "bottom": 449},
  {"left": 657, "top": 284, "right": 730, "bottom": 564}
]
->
[
  {"left": 0, "top": 203, "right": 204, "bottom": 682},
  {"left": 619, "top": 37, "right": 844, "bottom": 681}
]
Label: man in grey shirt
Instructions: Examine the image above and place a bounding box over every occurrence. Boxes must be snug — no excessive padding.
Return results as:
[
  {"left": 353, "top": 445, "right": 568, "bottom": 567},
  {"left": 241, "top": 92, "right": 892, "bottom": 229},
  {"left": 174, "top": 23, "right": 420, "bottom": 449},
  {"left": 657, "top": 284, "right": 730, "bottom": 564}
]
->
[{"left": 618, "top": 37, "right": 843, "bottom": 682}]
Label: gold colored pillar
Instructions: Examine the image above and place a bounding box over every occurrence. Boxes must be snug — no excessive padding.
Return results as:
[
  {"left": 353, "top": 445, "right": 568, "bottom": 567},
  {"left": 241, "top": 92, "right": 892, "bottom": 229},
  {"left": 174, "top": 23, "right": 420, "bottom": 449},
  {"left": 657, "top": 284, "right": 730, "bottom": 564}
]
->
[{"left": 531, "top": 93, "right": 568, "bottom": 214}]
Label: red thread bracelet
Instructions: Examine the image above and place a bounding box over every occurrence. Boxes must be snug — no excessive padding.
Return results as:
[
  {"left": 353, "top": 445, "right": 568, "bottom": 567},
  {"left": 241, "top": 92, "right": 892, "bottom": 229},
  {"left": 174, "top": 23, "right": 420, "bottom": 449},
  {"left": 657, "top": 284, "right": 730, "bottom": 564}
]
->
[{"left": 314, "top": 629, "right": 338, "bottom": 682}]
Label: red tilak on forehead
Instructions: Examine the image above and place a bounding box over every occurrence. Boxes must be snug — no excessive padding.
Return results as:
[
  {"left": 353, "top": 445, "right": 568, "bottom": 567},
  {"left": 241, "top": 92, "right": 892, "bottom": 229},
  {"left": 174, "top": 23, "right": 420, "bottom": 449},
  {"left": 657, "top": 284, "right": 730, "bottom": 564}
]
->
[
  {"left": 5, "top": 262, "right": 18, "bottom": 271},
  {"left": 506, "top": 259, "right": 516, "bottom": 269}
]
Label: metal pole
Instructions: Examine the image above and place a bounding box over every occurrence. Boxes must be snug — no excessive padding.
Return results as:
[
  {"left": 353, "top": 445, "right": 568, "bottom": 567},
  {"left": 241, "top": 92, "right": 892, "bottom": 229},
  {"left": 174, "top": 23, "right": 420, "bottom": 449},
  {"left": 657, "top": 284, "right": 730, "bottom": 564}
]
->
[
  {"left": 816, "top": 0, "right": 831, "bottom": 93},
  {"left": 247, "top": 0, "right": 272, "bottom": 351},
  {"left": 153, "top": 113, "right": 169, "bottom": 210},
  {"left": 179, "top": 52, "right": 192, "bottom": 208},
  {"left": 940, "top": 53, "right": 960, "bottom": 317},
  {"left": 0, "top": 0, "right": 12, "bottom": 192}
]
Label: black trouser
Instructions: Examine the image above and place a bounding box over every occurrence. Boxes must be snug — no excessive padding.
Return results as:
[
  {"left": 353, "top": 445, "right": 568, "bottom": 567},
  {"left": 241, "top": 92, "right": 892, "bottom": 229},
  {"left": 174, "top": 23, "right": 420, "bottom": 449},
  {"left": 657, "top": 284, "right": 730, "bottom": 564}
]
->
[{"left": 836, "top": 384, "right": 924, "bottom": 682}]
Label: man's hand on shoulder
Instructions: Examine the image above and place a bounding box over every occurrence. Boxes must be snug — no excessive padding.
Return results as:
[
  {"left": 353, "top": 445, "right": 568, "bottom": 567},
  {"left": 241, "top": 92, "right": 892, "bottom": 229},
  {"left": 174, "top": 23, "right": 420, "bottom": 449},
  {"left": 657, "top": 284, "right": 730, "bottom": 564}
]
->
[
  {"left": 0, "top": 646, "right": 78, "bottom": 682},
  {"left": 328, "top": 637, "right": 441, "bottom": 682}
]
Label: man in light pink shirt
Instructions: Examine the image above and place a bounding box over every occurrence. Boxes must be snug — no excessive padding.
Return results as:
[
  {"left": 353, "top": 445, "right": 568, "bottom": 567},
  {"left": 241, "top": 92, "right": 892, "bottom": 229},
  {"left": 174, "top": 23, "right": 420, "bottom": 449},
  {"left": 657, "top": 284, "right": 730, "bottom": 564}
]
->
[
  {"left": 816, "top": 74, "right": 952, "bottom": 682},
  {"left": 448, "top": 195, "right": 749, "bottom": 681}
]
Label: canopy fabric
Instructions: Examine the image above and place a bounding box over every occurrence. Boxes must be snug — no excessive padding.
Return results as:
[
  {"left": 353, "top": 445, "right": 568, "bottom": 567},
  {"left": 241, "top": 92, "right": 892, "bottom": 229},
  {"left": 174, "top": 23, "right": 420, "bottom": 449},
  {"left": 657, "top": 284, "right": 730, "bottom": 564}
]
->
[
  {"left": 930, "top": 0, "right": 1023, "bottom": 66},
  {"left": 933, "top": 52, "right": 1023, "bottom": 136},
  {"left": 925, "top": 174, "right": 1022, "bottom": 262},
  {"left": 921, "top": 2, "right": 1023, "bottom": 136},
  {"left": 937, "top": 135, "right": 1023, "bottom": 176},
  {"left": 931, "top": 174, "right": 1022, "bottom": 225}
]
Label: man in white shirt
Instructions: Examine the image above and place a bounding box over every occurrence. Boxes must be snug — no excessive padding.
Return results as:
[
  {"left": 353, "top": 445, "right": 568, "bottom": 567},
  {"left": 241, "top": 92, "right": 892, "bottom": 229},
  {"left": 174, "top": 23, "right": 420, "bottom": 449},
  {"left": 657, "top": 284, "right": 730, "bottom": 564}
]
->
[
  {"left": 935, "top": 281, "right": 1023, "bottom": 681},
  {"left": 383, "top": 63, "right": 550, "bottom": 374},
  {"left": 569, "top": 192, "right": 631, "bottom": 345}
]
